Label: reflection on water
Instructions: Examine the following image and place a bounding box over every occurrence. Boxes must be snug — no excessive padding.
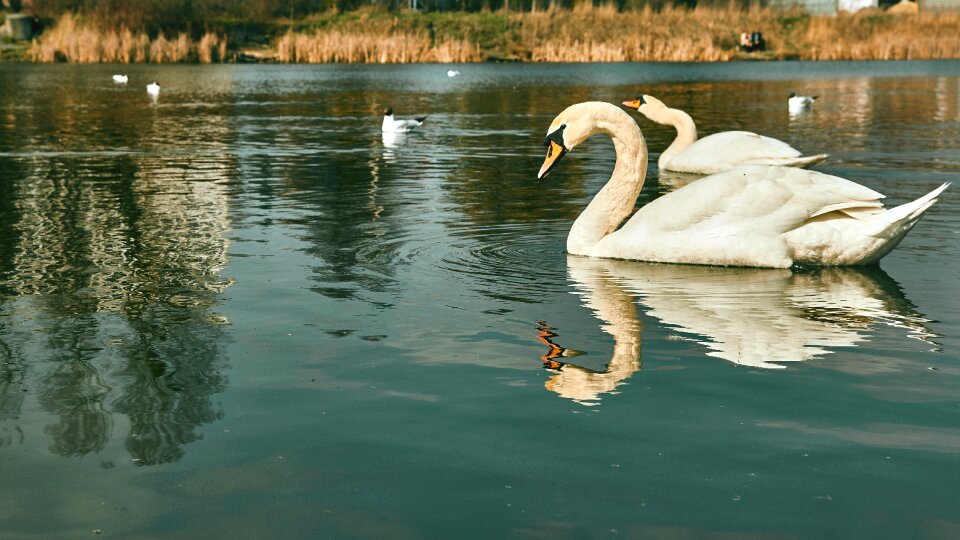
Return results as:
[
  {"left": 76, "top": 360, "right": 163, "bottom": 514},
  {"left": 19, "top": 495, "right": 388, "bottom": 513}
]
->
[
  {"left": 0, "top": 81, "right": 234, "bottom": 463},
  {"left": 381, "top": 130, "right": 407, "bottom": 150},
  {"left": 541, "top": 256, "right": 937, "bottom": 405}
]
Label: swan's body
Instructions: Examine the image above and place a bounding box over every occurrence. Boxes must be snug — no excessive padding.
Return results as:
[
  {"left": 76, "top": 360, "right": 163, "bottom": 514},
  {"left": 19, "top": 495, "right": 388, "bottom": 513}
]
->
[
  {"left": 789, "top": 92, "right": 817, "bottom": 113},
  {"left": 538, "top": 101, "right": 948, "bottom": 268},
  {"left": 623, "top": 95, "right": 827, "bottom": 174},
  {"left": 112, "top": 74, "right": 128, "bottom": 84},
  {"left": 382, "top": 107, "right": 427, "bottom": 132},
  {"left": 146, "top": 82, "right": 160, "bottom": 95}
]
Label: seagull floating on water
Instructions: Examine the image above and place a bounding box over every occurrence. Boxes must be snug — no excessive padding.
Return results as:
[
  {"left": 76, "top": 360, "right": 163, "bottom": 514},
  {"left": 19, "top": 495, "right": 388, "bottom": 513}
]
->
[
  {"left": 382, "top": 107, "right": 427, "bottom": 133},
  {"left": 146, "top": 82, "right": 160, "bottom": 96},
  {"left": 112, "top": 74, "right": 128, "bottom": 84},
  {"left": 788, "top": 92, "right": 817, "bottom": 114},
  {"left": 447, "top": 70, "right": 461, "bottom": 77}
]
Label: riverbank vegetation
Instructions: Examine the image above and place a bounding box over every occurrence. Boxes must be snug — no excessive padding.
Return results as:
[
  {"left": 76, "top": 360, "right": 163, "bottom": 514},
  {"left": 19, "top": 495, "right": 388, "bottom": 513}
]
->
[{"left": 18, "top": 1, "right": 960, "bottom": 63}]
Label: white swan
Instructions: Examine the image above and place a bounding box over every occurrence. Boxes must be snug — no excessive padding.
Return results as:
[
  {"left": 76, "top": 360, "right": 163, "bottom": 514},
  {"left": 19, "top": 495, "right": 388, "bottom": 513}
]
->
[
  {"left": 538, "top": 101, "right": 949, "bottom": 268},
  {"left": 146, "top": 82, "right": 160, "bottom": 95},
  {"left": 382, "top": 107, "right": 427, "bottom": 133},
  {"left": 788, "top": 92, "right": 817, "bottom": 114},
  {"left": 112, "top": 74, "right": 128, "bottom": 84},
  {"left": 622, "top": 95, "right": 828, "bottom": 174}
]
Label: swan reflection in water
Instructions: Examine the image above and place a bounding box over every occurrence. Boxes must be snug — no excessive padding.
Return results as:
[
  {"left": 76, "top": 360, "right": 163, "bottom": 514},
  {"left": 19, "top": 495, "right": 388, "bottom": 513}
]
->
[{"left": 538, "top": 256, "right": 937, "bottom": 405}]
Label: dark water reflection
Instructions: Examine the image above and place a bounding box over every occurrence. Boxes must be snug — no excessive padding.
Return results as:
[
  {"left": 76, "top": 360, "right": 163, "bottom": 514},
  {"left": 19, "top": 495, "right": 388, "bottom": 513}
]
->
[
  {"left": 1, "top": 62, "right": 959, "bottom": 537},
  {"left": 0, "top": 72, "right": 233, "bottom": 463}
]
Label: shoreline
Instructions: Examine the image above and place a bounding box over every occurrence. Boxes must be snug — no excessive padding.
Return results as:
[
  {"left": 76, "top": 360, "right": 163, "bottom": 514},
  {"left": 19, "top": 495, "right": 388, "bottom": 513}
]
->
[{"left": 8, "top": 5, "right": 960, "bottom": 64}]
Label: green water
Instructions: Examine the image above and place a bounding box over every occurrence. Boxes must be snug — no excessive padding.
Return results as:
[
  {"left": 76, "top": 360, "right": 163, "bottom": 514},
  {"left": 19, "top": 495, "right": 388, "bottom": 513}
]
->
[{"left": 1, "top": 62, "right": 958, "bottom": 538}]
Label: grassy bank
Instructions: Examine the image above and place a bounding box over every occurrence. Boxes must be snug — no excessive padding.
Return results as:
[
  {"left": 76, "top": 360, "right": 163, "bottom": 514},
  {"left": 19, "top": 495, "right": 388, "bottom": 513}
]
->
[{"left": 25, "top": 4, "right": 960, "bottom": 63}]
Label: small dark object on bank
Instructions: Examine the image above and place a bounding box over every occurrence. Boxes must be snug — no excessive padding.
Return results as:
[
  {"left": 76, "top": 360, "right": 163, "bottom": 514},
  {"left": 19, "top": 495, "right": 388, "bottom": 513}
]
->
[{"left": 740, "top": 31, "right": 765, "bottom": 52}]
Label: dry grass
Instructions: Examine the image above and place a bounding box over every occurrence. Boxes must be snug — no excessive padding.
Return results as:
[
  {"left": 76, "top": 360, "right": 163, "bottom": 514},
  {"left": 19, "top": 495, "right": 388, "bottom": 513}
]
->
[
  {"left": 801, "top": 9, "right": 960, "bottom": 60},
  {"left": 276, "top": 29, "right": 481, "bottom": 62},
  {"left": 28, "top": 4, "right": 960, "bottom": 63},
  {"left": 29, "top": 13, "right": 228, "bottom": 63},
  {"left": 522, "top": 3, "right": 960, "bottom": 61}
]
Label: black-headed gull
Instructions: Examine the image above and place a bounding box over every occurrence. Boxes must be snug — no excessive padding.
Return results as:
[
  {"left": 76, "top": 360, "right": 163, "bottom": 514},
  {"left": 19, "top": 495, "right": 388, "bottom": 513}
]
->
[
  {"left": 147, "top": 82, "right": 160, "bottom": 95},
  {"left": 112, "top": 74, "right": 128, "bottom": 84},
  {"left": 382, "top": 107, "right": 427, "bottom": 132}
]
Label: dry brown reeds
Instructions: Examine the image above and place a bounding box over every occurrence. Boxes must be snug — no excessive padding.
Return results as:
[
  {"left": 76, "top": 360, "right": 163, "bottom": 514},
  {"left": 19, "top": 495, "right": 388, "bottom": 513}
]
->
[
  {"left": 27, "top": 4, "right": 960, "bottom": 64},
  {"left": 524, "top": 3, "right": 744, "bottom": 62},
  {"left": 801, "top": 10, "right": 960, "bottom": 60},
  {"left": 29, "top": 13, "right": 228, "bottom": 63},
  {"left": 275, "top": 29, "right": 480, "bottom": 63},
  {"left": 520, "top": 2, "right": 960, "bottom": 62}
]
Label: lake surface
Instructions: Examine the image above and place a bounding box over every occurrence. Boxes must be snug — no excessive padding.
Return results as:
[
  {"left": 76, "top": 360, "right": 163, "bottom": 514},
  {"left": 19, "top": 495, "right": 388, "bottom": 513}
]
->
[{"left": 1, "top": 61, "right": 958, "bottom": 538}]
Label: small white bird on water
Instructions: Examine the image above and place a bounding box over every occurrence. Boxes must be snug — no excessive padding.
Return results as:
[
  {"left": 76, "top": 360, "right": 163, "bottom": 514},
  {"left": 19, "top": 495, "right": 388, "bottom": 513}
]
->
[
  {"left": 147, "top": 82, "right": 160, "bottom": 95},
  {"left": 112, "top": 74, "right": 128, "bottom": 84},
  {"left": 447, "top": 69, "right": 461, "bottom": 77},
  {"left": 788, "top": 92, "right": 817, "bottom": 113},
  {"left": 382, "top": 107, "right": 427, "bottom": 132}
]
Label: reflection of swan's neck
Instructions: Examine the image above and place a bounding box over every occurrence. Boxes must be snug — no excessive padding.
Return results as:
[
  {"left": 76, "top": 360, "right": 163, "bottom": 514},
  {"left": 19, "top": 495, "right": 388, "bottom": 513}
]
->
[
  {"left": 567, "top": 109, "right": 648, "bottom": 256},
  {"left": 541, "top": 257, "right": 643, "bottom": 405},
  {"left": 654, "top": 107, "right": 697, "bottom": 170}
]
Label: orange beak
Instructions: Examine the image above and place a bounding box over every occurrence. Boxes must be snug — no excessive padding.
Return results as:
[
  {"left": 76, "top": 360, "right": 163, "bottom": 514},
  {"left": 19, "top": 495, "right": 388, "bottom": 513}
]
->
[
  {"left": 622, "top": 98, "right": 642, "bottom": 110},
  {"left": 538, "top": 139, "right": 568, "bottom": 179}
]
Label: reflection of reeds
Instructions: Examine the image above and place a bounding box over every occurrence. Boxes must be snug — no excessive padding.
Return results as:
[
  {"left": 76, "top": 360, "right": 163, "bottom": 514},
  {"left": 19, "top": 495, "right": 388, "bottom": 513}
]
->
[{"left": 29, "top": 13, "right": 228, "bottom": 63}]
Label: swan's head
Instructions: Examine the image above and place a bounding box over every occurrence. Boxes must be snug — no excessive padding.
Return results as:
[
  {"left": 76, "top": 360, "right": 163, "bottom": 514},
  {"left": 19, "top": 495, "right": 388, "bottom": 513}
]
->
[
  {"left": 538, "top": 102, "right": 616, "bottom": 179},
  {"left": 621, "top": 94, "right": 669, "bottom": 122}
]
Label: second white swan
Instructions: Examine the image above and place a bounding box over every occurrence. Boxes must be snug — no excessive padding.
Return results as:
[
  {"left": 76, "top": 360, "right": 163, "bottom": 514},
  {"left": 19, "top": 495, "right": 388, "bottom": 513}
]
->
[
  {"left": 622, "top": 95, "right": 828, "bottom": 174},
  {"left": 538, "top": 101, "right": 948, "bottom": 268}
]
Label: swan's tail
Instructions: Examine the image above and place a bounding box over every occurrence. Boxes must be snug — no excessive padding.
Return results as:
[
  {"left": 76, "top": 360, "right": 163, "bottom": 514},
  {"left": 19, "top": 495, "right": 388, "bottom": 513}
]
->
[
  {"left": 855, "top": 182, "right": 950, "bottom": 264},
  {"left": 877, "top": 182, "right": 949, "bottom": 227}
]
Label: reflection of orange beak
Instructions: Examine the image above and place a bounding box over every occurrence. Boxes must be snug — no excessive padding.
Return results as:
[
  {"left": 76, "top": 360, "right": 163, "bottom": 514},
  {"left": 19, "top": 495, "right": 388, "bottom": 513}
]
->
[
  {"left": 538, "top": 140, "right": 567, "bottom": 179},
  {"left": 621, "top": 98, "right": 642, "bottom": 110}
]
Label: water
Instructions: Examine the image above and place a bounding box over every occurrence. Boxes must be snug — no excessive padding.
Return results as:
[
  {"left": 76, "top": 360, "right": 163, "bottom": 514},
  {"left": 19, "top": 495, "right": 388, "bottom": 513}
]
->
[{"left": 0, "top": 62, "right": 958, "bottom": 538}]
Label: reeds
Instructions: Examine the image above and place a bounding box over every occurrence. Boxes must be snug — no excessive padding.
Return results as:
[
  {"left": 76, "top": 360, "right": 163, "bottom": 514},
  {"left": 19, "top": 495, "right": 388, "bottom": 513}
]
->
[
  {"left": 801, "top": 9, "right": 960, "bottom": 60},
  {"left": 29, "top": 13, "right": 228, "bottom": 63},
  {"left": 275, "top": 29, "right": 481, "bottom": 63},
  {"left": 28, "top": 4, "right": 960, "bottom": 64}
]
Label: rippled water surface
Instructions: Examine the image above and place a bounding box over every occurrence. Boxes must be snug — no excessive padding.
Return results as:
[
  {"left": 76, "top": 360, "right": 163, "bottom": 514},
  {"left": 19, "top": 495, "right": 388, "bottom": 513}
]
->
[{"left": 1, "top": 62, "right": 959, "bottom": 538}]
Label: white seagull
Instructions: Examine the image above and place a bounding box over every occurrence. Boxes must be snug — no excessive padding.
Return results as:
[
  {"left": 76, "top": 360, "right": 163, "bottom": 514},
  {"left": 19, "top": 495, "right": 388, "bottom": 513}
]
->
[
  {"left": 447, "top": 69, "right": 461, "bottom": 77},
  {"left": 382, "top": 107, "right": 427, "bottom": 133},
  {"left": 788, "top": 92, "right": 817, "bottom": 113},
  {"left": 112, "top": 74, "right": 128, "bottom": 84},
  {"left": 146, "top": 82, "right": 160, "bottom": 96}
]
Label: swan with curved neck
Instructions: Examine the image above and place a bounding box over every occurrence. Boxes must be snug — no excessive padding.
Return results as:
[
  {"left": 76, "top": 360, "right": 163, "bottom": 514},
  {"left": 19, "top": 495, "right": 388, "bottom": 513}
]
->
[
  {"left": 539, "top": 101, "right": 948, "bottom": 268},
  {"left": 621, "top": 95, "right": 828, "bottom": 174}
]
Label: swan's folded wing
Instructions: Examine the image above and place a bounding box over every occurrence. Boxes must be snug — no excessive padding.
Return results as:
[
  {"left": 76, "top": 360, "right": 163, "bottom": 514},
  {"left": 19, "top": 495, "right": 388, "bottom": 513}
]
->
[
  {"left": 606, "top": 166, "right": 886, "bottom": 267},
  {"left": 667, "top": 131, "right": 804, "bottom": 173}
]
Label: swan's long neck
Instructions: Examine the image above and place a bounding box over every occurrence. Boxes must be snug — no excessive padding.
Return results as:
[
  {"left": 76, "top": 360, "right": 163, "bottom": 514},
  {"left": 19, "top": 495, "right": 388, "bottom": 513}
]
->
[
  {"left": 567, "top": 107, "right": 648, "bottom": 255},
  {"left": 654, "top": 107, "right": 697, "bottom": 170}
]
